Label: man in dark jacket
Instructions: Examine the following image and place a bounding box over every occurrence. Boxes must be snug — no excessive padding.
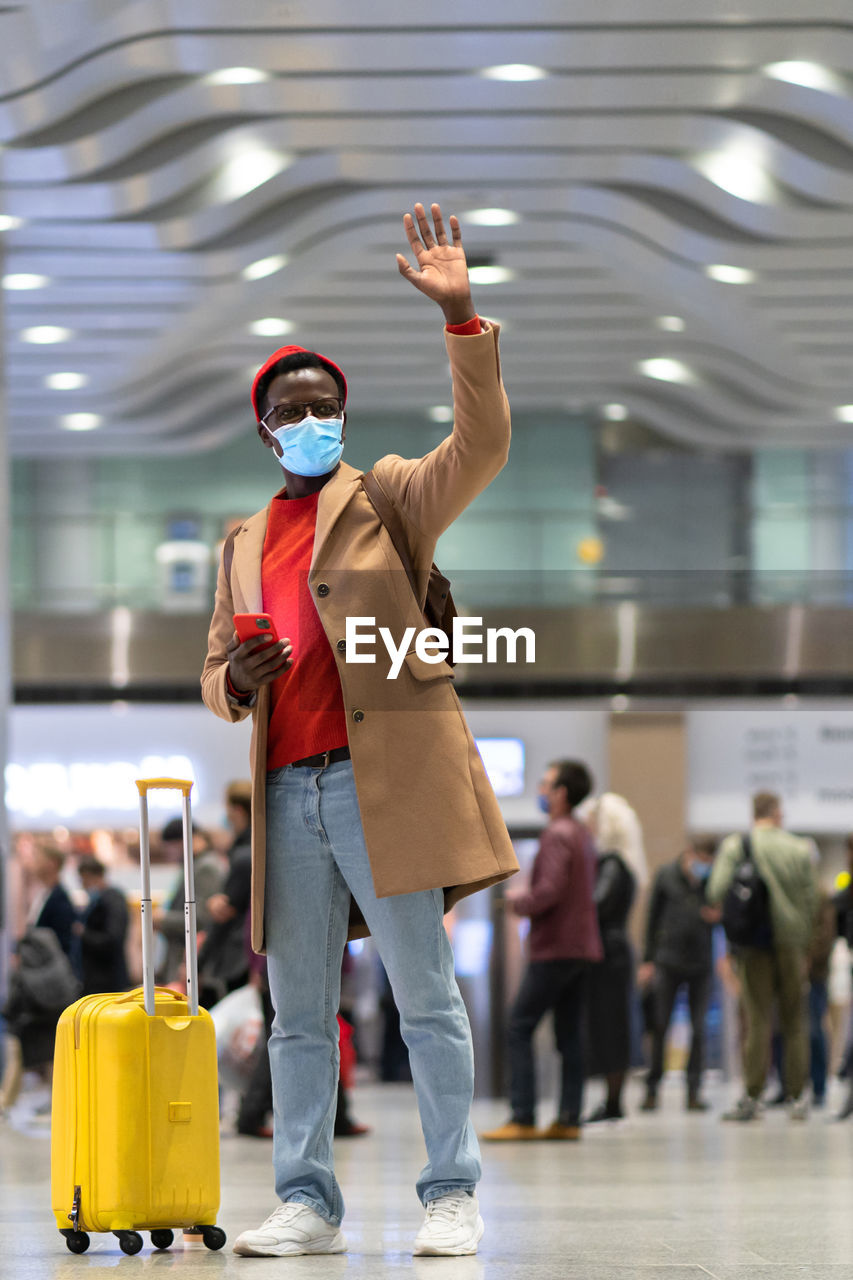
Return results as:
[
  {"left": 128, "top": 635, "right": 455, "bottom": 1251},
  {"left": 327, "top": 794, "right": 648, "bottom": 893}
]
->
[
  {"left": 74, "top": 856, "right": 131, "bottom": 996},
  {"left": 639, "top": 836, "right": 719, "bottom": 1112},
  {"left": 28, "top": 846, "right": 77, "bottom": 965},
  {"left": 198, "top": 781, "right": 253, "bottom": 1007},
  {"left": 482, "top": 760, "right": 603, "bottom": 1142}
]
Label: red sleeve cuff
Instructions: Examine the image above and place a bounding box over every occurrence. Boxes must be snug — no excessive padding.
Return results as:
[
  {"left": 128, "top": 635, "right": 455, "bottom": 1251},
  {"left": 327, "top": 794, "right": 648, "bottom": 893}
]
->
[
  {"left": 225, "top": 668, "right": 248, "bottom": 700},
  {"left": 445, "top": 316, "right": 482, "bottom": 336}
]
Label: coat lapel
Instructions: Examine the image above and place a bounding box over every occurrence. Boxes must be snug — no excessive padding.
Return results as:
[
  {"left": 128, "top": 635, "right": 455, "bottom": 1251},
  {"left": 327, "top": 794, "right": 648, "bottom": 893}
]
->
[{"left": 311, "top": 461, "right": 363, "bottom": 570}]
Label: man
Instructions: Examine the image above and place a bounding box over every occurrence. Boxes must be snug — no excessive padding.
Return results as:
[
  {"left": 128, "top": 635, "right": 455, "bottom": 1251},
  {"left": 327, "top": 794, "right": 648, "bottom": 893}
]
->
[
  {"left": 201, "top": 203, "right": 518, "bottom": 1258},
  {"left": 27, "top": 846, "right": 77, "bottom": 965},
  {"left": 198, "top": 781, "right": 253, "bottom": 1006},
  {"left": 708, "top": 791, "right": 818, "bottom": 1121},
  {"left": 482, "top": 760, "right": 603, "bottom": 1143},
  {"left": 639, "top": 836, "right": 719, "bottom": 1113},
  {"left": 74, "top": 856, "right": 131, "bottom": 996},
  {"left": 153, "top": 819, "right": 223, "bottom": 986}
]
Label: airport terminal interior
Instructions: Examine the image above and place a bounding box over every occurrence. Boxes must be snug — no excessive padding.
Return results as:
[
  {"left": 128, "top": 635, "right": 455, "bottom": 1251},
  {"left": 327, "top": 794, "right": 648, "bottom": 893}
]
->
[{"left": 2, "top": 2, "right": 853, "bottom": 1276}]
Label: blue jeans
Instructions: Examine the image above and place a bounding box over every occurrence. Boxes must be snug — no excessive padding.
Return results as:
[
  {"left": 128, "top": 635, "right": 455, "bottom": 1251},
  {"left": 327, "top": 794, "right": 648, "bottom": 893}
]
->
[{"left": 264, "top": 760, "right": 481, "bottom": 1225}]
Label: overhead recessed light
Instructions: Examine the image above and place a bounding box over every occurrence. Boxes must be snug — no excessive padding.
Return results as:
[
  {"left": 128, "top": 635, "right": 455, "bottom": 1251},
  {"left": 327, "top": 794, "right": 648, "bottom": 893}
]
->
[
  {"left": 61, "top": 413, "right": 101, "bottom": 431},
  {"left": 467, "top": 265, "right": 514, "bottom": 285},
  {"left": 3, "top": 273, "right": 49, "bottom": 290},
  {"left": 705, "top": 263, "right": 755, "bottom": 284},
  {"left": 21, "top": 325, "right": 72, "bottom": 344},
  {"left": 214, "top": 146, "right": 288, "bottom": 201},
  {"left": 242, "top": 254, "right": 288, "bottom": 281},
  {"left": 834, "top": 405, "right": 853, "bottom": 422},
  {"left": 428, "top": 405, "right": 453, "bottom": 423},
  {"left": 45, "top": 371, "right": 89, "bottom": 390},
  {"left": 250, "top": 317, "right": 294, "bottom": 337},
  {"left": 481, "top": 64, "right": 547, "bottom": 81},
  {"left": 695, "top": 142, "right": 774, "bottom": 203},
  {"left": 638, "top": 357, "right": 695, "bottom": 384},
  {"left": 602, "top": 403, "right": 628, "bottom": 421},
  {"left": 465, "top": 208, "right": 520, "bottom": 227},
  {"left": 763, "top": 61, "right": 841, "bottom": 93},
  {"left": 206, "top": 67, "right": 270, "bottom": 85},
  {"left": 0, "top": 215, "right": 24, "bottom": 232},
  {"left": 656, "top": 315, "right": 685, "bottom": 332}
]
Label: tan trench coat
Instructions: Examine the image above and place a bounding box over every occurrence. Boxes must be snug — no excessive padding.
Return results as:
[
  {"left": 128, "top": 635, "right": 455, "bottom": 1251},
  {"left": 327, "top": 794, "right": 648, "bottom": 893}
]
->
[{"left": 201, "top": 322, "right": 519, "bottom": 952}]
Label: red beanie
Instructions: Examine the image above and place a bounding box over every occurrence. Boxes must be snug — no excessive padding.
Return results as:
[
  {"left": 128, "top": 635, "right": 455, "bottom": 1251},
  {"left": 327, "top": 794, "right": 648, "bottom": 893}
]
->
[{"left": 251, "top": 344, "right": 348, "bottom": 419}]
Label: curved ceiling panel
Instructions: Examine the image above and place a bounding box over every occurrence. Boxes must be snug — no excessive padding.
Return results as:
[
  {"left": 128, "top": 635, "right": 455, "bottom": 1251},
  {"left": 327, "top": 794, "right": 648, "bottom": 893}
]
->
[{"left": 3, "top": 0, "right": 853, "bottom": 455}]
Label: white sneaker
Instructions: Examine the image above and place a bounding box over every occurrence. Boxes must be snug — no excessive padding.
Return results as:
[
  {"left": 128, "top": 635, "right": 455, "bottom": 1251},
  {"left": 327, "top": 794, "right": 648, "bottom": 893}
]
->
[
  {"left": 789, "top": 1096, "right": 809, "bottom": 1121},
  {"left": 413, "top": 1192, "right": 484, "bottom": 1256},
  {"left": 232, "top": 1203, "right": 347, "bottom": 1257}
]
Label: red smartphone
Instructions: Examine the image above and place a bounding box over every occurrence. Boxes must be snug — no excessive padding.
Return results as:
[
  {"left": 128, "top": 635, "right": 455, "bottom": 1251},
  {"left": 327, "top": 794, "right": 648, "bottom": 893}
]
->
[{"left": 233, "top": 612, "right": 281, "bottom": 647}]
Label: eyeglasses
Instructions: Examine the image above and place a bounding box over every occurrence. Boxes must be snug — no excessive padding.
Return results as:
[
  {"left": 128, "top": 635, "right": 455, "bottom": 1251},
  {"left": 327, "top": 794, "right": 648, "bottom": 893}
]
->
[{"left": 261, "top": 397, "right": 343, "bottom": 429}]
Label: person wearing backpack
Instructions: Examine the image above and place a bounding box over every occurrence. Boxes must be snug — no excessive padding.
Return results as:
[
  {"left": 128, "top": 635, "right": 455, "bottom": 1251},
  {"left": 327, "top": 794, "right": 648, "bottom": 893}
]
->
[
  {"left": 707, "top": 791, "right": 818, "bottom": 1121},
  {"left": 201, "top": 202, "right": 518, "bottom": 1258}
]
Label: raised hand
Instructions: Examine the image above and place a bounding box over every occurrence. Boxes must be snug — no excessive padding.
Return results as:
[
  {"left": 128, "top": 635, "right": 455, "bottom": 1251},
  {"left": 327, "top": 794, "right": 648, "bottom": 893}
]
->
[{"left": 396, "top": 202, "right": 476, "bottom": 326}]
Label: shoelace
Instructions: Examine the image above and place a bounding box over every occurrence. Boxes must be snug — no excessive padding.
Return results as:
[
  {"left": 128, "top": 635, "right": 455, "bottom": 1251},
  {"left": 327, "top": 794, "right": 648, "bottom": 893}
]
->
[
  {"left": 264, "top": 1203, "right": 308, "bottom": 1229},
  {"left": 424, "top": 1195, "right": 467, "bottom": 1225}
]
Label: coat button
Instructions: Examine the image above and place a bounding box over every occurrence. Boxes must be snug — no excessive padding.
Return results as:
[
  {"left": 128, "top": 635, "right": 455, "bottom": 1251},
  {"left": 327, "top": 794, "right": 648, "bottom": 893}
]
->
[
  {"left": 336, "top": 639, "right": 346, "bottom": 652},
  {"left": 317, "top": 582, "right": 330, "bottom": 597},
  {"left": 352, "top": 709, "right": 365, "bottom": 723}
]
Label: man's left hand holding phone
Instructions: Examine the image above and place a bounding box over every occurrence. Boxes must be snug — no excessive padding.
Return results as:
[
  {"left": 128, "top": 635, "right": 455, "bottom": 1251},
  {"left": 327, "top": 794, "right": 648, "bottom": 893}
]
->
[{"left": 226, "top": 612, "right": 293, "bottom": 702}]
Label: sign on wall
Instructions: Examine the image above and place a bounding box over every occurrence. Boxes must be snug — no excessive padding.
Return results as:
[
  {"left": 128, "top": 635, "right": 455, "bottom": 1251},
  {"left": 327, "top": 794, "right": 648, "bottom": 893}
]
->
[{"left": 687, "top": 703, "right": 853, "bottom": 833}]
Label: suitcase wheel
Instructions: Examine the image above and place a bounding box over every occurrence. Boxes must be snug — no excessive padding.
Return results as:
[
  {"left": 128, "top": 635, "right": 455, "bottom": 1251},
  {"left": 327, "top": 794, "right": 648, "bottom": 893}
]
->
[
  {"left": 201, "top": 1226, "right": 227, "bottom": 1251},
  {"left": 62, "top": 1230, "right": 90, "bottom": 1254},
  {"left": 150, "top": 1229, "right": 174, "bottom": 1251},
  {"left": 115, "top": 1231, "right": 143, "bottom": 1255}
]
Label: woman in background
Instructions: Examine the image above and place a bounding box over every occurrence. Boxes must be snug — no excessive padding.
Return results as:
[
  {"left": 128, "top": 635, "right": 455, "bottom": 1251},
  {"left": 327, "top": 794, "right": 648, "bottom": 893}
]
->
[{"left": 579, "top": 793, "right": 647, "bottom": 1121}]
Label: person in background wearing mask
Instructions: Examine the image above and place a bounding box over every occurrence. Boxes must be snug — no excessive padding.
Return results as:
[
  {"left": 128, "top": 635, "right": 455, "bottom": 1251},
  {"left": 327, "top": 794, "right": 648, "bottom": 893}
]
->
[
  {"left": 482, "top": 761, "right": 602, "bottom": 1143},
  {"left": 639, "top": 836, "right": 720, "bottom": 1113},
  {"left": 74, "top": 856, "right": 131, "bottom": 997},
  {"left": 202, "top": 203, "right": 518, "bottom": 1258}
]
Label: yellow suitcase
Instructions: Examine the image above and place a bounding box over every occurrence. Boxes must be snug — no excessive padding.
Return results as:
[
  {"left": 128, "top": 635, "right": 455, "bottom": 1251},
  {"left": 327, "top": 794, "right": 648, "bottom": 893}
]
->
[{"left": 51, "top": 779, "right": 225, "bottom": 1256}]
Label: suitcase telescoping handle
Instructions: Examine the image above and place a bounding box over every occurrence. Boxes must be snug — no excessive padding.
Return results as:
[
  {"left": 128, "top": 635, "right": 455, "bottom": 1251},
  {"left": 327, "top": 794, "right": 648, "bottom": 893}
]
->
[{"left": 135, "top": 777, "right": 199, "bottom": 1018}]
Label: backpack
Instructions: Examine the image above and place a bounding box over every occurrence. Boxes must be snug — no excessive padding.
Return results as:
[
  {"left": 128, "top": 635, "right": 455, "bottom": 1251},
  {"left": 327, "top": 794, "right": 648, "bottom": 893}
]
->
[
  {"left": 721, "top": 835, "right": 773, "bottom": 950},
  {"left": 361, "top": 471, "right": 457, "bottom": 663}
]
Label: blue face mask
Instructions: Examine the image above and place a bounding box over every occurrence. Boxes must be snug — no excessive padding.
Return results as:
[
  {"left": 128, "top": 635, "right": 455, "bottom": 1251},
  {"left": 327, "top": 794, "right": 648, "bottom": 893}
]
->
[
  {"left": 690, "top": 860, "right": 712, "bottom": 881},
  {"left": 270, "top": 416, "right": 344, "bottom": 477},
  {"left": 537, "top": 793, "right": 551, "bottom": 815}
]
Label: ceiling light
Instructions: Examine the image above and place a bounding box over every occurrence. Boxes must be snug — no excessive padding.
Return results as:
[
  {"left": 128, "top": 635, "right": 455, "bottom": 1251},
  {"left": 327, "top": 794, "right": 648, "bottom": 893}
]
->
[
  {"left": 213, "top": 145, "right": 289, "bottom": 202},
  {"left": 206, "top": 67, "right": 270, "bottom": 85},
  {"left": 242, "top": 254, "right": 288, "bottom": 281},
  {"left": 638, "top": 358, "right": 695, "bottom": 384},
  {"left": 45, "top": 371, "right": 89, "bottom": 390},
  {"left": 481, "top": 64, "right": 547, "bottom": 81},
  {"left": 0, "top": 215, "right": 23, "bottom": 232},
  {"left": 601, "top": 403, "right": 628, "bottom": 421},
  {"left": 834, "top": 405, "right": 853, "bottom": 422},
  {"left": 656, "top": 315, "right": 685, "bottom": 332},
  {"left": 4, "top": 273, "right": 49, "bottom": 290},
  {"left": 464, "top": 209, "right": 520, "bottom": 227},
  {"left": 763, "top": 61, "right": 842, "bottom": 93},
  {"left": 705, "top": 263, "right": 755, "bottom": 284},
  {"left": 467, "top": 265, "right": 514, "bottom": 285},
  {"left": 428, "top": 405, "right": 453, "bottom": 423},
  {"left": 21, "top": 325, "right": 72, "bottom": 343},
  {"left": 61, "top": 413, "right": 101, "bottom": 431},
  {"left": 695, "top": 139, "right": 774, "bottom": 203},
  {"left": 250, "top": 317, "right": 294, "bottom": 337}
]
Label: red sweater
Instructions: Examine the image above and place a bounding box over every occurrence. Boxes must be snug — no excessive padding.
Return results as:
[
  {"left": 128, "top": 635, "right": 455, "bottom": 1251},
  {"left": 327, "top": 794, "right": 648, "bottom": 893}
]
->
[
  {"left": 262, "top": 490, "right": 349, "bottom": 767},
  {"left": 511, "top": 815, "right": 604, "bottom": 963}
]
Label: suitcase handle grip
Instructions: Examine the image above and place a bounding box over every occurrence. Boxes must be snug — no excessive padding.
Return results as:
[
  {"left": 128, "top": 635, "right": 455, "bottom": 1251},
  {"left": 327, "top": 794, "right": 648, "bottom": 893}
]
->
[
  {"left": 115, "top": 986, "right": 187, "bottom": 1006},
  {"left": 136, "top": 777, "right": 194, "bottom": 796}
]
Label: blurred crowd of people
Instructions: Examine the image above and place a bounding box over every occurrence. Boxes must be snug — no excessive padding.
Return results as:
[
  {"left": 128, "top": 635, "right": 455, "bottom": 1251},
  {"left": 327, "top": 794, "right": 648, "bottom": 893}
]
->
[{"left": 3, "top": 768, "right": 853, "bottom": 1138}]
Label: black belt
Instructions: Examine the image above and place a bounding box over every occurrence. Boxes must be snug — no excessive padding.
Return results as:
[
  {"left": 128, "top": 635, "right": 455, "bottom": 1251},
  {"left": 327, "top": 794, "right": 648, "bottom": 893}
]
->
[{"left": 290, "top": 745, "right": 351, "bottom": 769}]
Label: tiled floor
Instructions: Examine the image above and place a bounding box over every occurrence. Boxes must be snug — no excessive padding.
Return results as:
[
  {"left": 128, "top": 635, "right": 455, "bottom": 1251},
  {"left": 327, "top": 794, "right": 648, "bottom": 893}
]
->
[{"left": 3, "top": 1075, "right": 853, "bottom": 1278}]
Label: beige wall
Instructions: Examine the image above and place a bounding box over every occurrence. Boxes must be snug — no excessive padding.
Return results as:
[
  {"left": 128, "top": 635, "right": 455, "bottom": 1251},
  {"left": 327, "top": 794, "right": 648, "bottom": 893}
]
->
[{"left": 608, "top": 712, "right": 687, "bottom": 946}]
